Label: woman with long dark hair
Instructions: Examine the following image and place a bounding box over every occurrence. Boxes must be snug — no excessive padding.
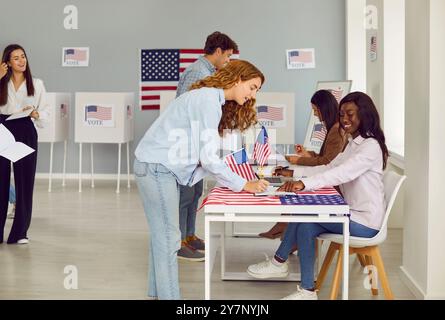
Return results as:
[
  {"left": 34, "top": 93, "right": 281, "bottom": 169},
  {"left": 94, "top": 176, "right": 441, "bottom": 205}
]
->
[
  {"left": 247, "top": 92, "right": 388, "bottom": 300},
  {"left": 259, "top": 90, "right": 346, "bottom": 239},
  {"left": 0, "top": 44, "right": 49, "bottom": 244},
  {"left": 134, "top": 60, "right": 269, "bottom": 300}
]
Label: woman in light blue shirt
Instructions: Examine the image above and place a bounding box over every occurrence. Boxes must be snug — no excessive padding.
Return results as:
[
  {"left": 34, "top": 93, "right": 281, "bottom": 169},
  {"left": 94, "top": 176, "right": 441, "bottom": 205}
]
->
[{"left": 134, "top": 60, "right": 269, "bottom": 300}]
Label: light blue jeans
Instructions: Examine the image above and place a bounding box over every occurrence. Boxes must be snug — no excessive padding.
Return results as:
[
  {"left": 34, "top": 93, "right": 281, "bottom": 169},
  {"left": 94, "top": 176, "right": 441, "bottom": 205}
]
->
[
  {"left": 276, "top": 221, "right": 378, "bottom": 290},
  {"left": 9, "top": 185, "right": 15, "bottom": 204},
  {"left": 179, "top": 181, "right": 203, "bottom": 240},
  {"left": 134, "top": 159, "right": 181, "bottom": 300}
]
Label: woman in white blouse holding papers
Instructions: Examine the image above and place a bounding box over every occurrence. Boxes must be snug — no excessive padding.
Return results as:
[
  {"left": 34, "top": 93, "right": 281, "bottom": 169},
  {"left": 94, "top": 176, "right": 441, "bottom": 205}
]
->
[
  {"left": 0, "top": 44, "right": 49, "bottom": 244},
  {"left": 247, "top": 92, "right": 389, "bottom": 300}
]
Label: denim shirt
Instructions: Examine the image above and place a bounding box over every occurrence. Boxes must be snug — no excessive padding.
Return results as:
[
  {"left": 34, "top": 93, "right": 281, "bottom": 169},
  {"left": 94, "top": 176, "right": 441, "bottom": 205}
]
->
[
  {"left": 135, "top": 87, "right": 246, "bottom": 192},
  {"left": 176, "top": 56, "right": 215, "bottom": 97}
]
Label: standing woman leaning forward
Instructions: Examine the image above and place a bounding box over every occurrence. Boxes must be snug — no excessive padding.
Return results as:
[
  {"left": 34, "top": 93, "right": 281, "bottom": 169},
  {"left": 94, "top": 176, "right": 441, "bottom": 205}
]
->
[{"left": 134, "top": 60, "right": 269, "bottom": 300}]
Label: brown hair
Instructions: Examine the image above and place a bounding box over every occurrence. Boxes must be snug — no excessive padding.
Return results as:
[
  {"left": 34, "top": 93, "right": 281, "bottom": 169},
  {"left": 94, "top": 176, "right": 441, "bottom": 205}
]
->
[
  {"left": 190, "top": 60, "right": 265, "bottom": 135},
  {"left": 0, "top": 44, "right": 34, "bottom": 106},
  {"left": 204, "top": 31, "right": 238, "bottom": 55}
]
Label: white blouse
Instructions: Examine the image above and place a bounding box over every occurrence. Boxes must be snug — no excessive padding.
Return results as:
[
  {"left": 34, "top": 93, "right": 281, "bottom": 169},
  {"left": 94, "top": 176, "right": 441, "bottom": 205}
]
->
[
  {"left": 0, "top": 78, "right": 49, "bottom": 128},
  {"left": 294, "top": 136, "right": 385, "bottom": 230}
]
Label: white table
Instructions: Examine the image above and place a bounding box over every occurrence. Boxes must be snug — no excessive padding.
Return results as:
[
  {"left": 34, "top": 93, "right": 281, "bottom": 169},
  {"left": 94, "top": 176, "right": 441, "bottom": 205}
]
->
[{"left": 204, "top": 203, "right": 350, "bottom": 300}]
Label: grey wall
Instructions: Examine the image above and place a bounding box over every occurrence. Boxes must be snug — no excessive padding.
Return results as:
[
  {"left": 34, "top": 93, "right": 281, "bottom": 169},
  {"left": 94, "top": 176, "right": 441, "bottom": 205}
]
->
[{"left": 0, "top": 0, "right": 345, "bottom": 174}]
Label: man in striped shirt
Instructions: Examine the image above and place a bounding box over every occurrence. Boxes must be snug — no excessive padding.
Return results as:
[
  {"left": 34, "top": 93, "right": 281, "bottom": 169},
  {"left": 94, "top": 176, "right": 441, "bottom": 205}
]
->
[{"left": 176, "top": 31, "right": 238, "bottom": 261}]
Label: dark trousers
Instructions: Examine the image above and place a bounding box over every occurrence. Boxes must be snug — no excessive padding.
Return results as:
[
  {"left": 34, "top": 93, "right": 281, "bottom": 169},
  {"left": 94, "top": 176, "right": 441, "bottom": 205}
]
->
[{"left": 0, "top": 115, "right": 38, "bottom": 243}]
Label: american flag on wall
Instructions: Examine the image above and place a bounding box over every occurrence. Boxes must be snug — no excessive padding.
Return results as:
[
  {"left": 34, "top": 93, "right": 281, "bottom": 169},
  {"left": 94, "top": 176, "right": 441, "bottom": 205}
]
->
[
  {"left": 311, "top": 123, "right": 328, "bottom": 141},
  {"left": 224, "top": 148, "right": 257, "bottom": 181},
  {"left": 64, "top": 48, "right": 88, "bottom": 63},
  {"left": 253, "top": 126, "right": 271, "bottom": 166},
  {"left": 289, "top": 50, "right": 313, "bottom": 64},
  {"left": 139, "top": 49, "right": 239, "bottom": 110},
  {"left": 85, "top": 105, "right": 112, "bottom": 121},
  {"left": 256, "top": 105, "right": 284, "bottom": 121}
]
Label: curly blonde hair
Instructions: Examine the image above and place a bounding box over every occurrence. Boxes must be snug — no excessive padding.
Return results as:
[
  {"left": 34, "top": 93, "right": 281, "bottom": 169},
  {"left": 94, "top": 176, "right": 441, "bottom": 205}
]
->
[{"left": 190, "top": 60, "right": 265, "bottom": 135}]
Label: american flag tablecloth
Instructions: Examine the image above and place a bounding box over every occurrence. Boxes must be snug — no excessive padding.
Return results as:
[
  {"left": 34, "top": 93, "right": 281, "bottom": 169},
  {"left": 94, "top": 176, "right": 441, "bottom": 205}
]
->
[{"left": 199, "top": 187, "right": 345, "bottom": 210}]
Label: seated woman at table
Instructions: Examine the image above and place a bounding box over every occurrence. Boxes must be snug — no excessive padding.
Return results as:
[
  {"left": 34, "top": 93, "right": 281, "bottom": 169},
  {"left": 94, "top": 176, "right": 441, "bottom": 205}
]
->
[
  {"left": 247, "top": 92, "right": 388, "bottom": 300},
  {"left": 259, "top": 89, "right": 346, "bottom": 239}
]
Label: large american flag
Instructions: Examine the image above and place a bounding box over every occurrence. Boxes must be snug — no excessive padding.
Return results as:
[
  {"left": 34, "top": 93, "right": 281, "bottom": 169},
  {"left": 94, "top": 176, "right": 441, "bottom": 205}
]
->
[
  {"left": 256, "top": 105, "right": 284, "bottom": 121},
  {"left": 85, "top": 105, "right": 112, "bottom": 121},
  {"left": 253, "top": 126, "right": 271, "bottom": 166},
  {"left": 199, "top": 186, "right": 342, "bottom": 209},
  {"left": 311, "top": 123, "right": 328, "bottom": 141},
  {"left": 224, "top": 148, "right": 257, "bottom": 181},
  {"left": 140, "top": 49, "right": 239, "bottom": 110}
]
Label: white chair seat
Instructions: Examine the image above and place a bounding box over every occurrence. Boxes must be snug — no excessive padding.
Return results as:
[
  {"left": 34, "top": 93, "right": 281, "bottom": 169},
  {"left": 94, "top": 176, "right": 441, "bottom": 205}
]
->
[{"left": 318, "top": 227, "right": 387, "bottom": 247}]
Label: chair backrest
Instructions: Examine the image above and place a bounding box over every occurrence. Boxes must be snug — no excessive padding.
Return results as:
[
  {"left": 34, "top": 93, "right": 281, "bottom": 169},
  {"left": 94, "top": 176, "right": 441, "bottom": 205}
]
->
[
  {"left": 381, "top": 170, "right": 406, "bottom": 229},
  {"left": 369, "top": 170, "right": 406, "bottom": 243}
]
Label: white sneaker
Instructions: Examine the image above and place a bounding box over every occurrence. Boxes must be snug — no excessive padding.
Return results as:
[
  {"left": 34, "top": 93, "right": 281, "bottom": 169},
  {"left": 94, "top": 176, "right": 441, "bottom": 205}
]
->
[
  {"left": 281, "top": 286, "right": 318, "bottom": 300},
  {"left": 17, "top": 238, "right": 29, "bottom": 244},
  {"left": 247, "top": 254, "right": 289, "bottom": 279}
]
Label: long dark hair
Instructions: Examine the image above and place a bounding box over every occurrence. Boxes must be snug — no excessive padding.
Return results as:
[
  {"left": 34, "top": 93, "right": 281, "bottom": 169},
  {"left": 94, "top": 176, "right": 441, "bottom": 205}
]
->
[
  {"left": 0, "top": 44, "right": 34, "bottom": 106},
  {"left": 311, "top": 89, "right": 339, "bottom": 133},
  {"left": 339, "top": 92, "right": 389, "bottom": 169}
]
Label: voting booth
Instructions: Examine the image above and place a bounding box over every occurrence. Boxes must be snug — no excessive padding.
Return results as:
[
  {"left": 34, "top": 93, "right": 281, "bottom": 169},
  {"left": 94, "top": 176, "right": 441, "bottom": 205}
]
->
[
  {"left": 37, "top": 92, "right": 71, "bottom": 192},
  {"left": 74, "top": 92, "right": 135, "bottom": 193}
]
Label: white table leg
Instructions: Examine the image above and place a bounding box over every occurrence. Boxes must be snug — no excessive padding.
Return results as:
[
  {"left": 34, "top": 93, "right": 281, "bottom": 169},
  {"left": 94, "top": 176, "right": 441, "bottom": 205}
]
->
[
  {"left": 205, "top": 216, "right": 211, "bottom": 300},
  {"left": 48, "top": 142, "right": 54, "bottom": 192},
  {"left": 78, "top": 143, "right": 82, "bottom": 193},
  {"left": 90, "top": 144, "right": 95, "bottom": 188},
  {"left": 342, "top": 218, "right": 350, "bottom": 300},
  {"left": 221, "top": 222, "right": 226, "bottom": 279},
  {"left": 127, "top": 142, "right": 130, "bottom": 189},
  {"left": 62, "top": 140, "right": 67, "bottom": 187},
  {"left": 116, "top": 143, "right": 121, "bottom": 193}
]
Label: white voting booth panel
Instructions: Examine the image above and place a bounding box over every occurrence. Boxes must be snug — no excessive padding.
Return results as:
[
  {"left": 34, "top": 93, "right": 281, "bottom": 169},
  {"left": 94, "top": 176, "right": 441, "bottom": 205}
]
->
[
  {"left": 75, "top": 92, "right": 134, "bottom": 143},
  {"left": 37, "top": 92, "right": 70, "bottom": 192},
  {"left": 37, "top": 93, "right": 70, "bottom": 142},
  {"left": 74, "top": 92, "right": 135, "bottom": 193}
]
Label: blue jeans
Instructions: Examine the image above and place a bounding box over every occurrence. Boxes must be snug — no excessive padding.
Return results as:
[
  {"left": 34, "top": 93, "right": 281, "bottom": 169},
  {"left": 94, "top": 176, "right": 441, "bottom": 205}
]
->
[
  {"left": 179, "top": 180, "right": 203, "bottom": 240},
  {"left": 276, "top": 221, "right": 378, "bottom": 290},
  {"left": 9, "top": 185, "right": 15, "bottom": 204},
  {"left": 134, "top": 160, "right": 181, "bottom": 300}
]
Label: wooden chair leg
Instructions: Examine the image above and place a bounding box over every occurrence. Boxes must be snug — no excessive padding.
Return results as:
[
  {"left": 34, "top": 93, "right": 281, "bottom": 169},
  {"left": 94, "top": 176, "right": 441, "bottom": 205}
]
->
[
  {"left": 329, "top": 245, "right": 343, "bottom": 300},
  {"left": 370, "top": 246, "right": 394, "bottom": 300},
  {"left": 364, "top": 255, "right": 379, "bottom": 296},
  {"left": 315, "top": 243, "right": 338, "bottom": 290},
  {"left": 357, "top": 253, "right": 367, "bottom": 267}
]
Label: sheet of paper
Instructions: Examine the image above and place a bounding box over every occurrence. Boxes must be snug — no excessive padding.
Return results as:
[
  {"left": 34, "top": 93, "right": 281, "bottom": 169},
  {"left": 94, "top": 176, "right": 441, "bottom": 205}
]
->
[
  {"left": 6, "top": 109, "right": 33, "bottom": 121},
  {"left": 0, "top": 124, "right": 35, "bottom": 162},
  {"left": 0, "top": 124, "right": 15, "bottom": 151},
  {"left": 254, "top": 186, "right": 296, "bottom": 197},
  {"left": 0, "top": 142, "right": 35, "bottom": 162}
]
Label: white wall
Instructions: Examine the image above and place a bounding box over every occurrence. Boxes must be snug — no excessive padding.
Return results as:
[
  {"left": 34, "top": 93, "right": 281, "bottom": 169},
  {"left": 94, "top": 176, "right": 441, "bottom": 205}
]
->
[
  {"left": 401, "top": 0, "right": 445, "bottom": 299},
  {"left": 346, "top": 0, "right": 366, "bottom": 92}
]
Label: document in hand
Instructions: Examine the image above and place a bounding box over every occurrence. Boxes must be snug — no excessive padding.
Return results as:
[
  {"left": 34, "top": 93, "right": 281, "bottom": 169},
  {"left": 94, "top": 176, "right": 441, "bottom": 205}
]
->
[
  {"left": 255, "top": 186, "right": 296, "bottom": 197},
  {"left": 6, "top": 108, "right": 34, "bottom": 121},
  {"left": 0, "top": 124, "right": 35, "bottom": 162}
]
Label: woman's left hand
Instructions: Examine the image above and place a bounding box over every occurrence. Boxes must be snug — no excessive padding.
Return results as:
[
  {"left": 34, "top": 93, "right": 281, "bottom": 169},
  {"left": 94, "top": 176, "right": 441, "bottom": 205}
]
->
[
  {"left": 30, "top": 110, "right": 39, "bottom": 120},
  {"left": 277, "top": 180, "right": 305, "bottom": 192}
]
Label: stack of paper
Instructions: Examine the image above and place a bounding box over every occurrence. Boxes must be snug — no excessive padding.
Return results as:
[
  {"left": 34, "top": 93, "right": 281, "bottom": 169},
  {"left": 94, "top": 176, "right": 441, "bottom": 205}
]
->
[
  {"left": 0, "top": 124, "right": 35, "bottom": 162},
  {"left": 254, "top": 186, "right": 296, "bottom": 197}
]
